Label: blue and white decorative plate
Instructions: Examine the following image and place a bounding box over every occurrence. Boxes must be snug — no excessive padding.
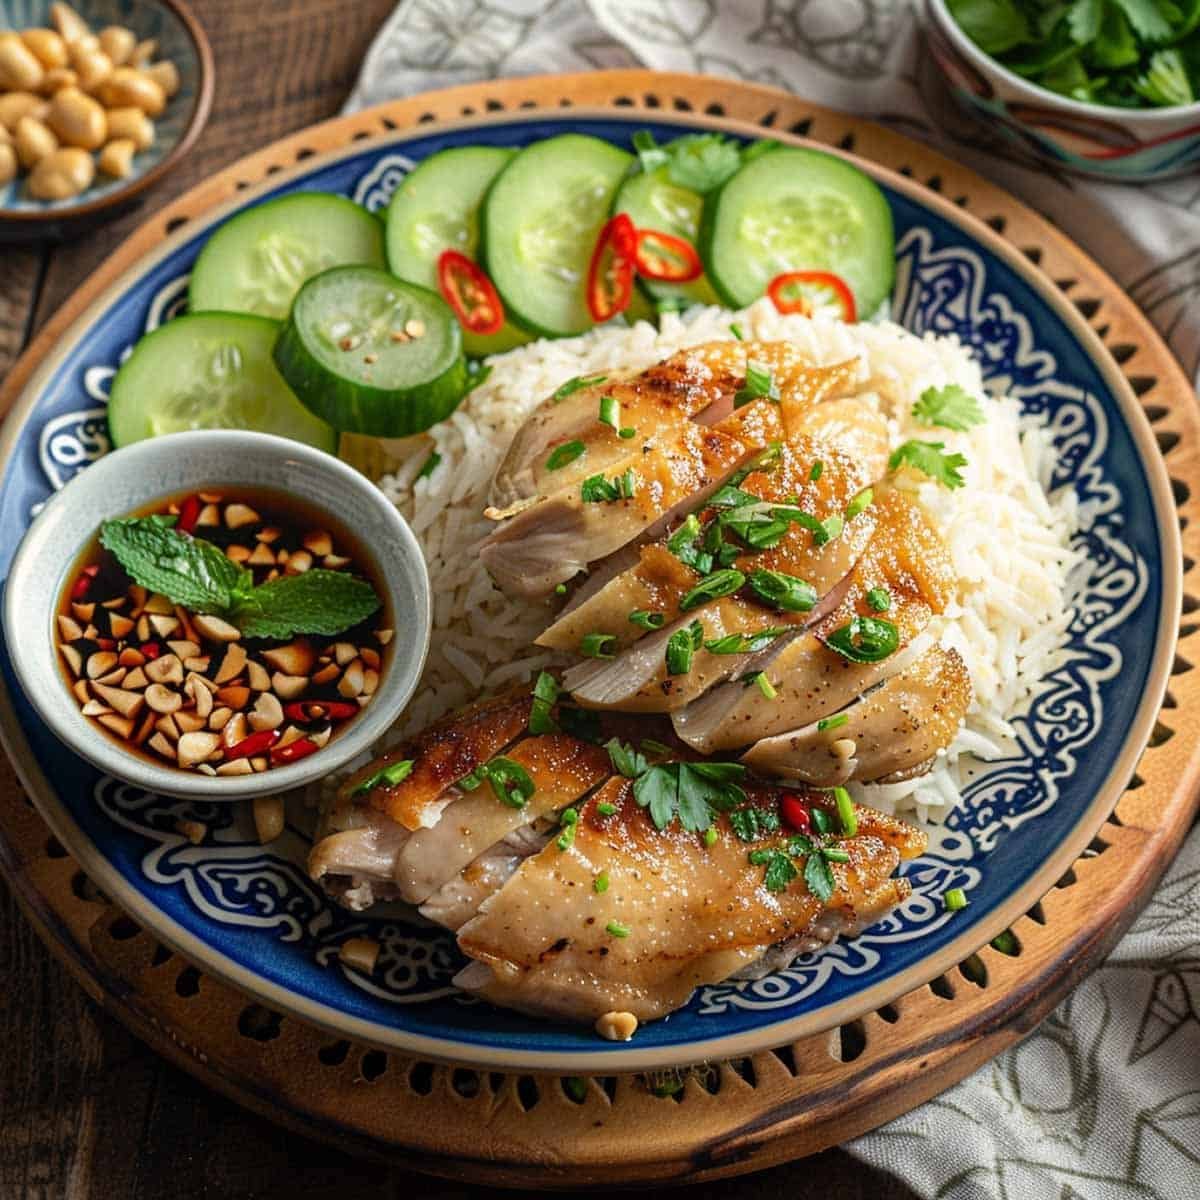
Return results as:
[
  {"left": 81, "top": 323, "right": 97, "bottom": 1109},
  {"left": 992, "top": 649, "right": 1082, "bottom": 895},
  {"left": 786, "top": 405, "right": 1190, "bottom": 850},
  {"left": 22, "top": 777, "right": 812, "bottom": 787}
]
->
[{"left": 0, "top": 111, "right": 1180, "bottom": 1072}]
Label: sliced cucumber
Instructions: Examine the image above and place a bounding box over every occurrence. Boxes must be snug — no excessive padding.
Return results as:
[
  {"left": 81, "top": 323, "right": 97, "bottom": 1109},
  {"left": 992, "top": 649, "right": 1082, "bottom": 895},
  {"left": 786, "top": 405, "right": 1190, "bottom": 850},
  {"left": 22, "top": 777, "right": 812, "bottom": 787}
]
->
[
  {"left": 614, "top": 165, "right": 721, "bottom": 312},
  {"left": 189, "top": 193, "right": 386, "bottom": 321},
  {"left": 385, "top": 146, "right": 530, "bottom": 358},
  {"left": 700, "top": 146, "right": 894, "bottom": 319},
  {"left": 481, "top": 134, "right": 633, "bottom": 338},
  {"left": 273, "top": 266, "right": 467, "bottom": 437},
  {"left": 107, "top": 312, "right": 336, "bottom": 451}
]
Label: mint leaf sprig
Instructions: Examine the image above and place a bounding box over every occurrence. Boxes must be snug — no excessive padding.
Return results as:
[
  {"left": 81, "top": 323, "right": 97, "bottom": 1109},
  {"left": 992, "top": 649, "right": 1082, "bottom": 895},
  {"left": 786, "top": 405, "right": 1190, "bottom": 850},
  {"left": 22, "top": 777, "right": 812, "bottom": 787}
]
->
[{"left": 100, "top": 516, "right": 380, "bottom": 641}]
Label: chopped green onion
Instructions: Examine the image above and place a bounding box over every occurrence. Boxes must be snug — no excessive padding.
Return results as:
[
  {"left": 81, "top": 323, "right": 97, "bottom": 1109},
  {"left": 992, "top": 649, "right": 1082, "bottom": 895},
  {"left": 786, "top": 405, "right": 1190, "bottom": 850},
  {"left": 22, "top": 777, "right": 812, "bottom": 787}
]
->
[
  {"left": 667, "top": 513, "right": 701, "bottom": 555},
  {"left": 605, "top": 920, "right": 630, "bottom": 938},
  {"left": 747, "top": 568, "right": 817, "bottom": 612},
  {"left": 680, "top": 568, "right": 746, "bottom": 612},
  {"left": 546, "top": 440, "right": 585, "bottom": 471},
  {"left": 598, "top": 395, "right": 619, "bottom": 430},
  {"left": 866, "top": 587, "right": 891, "bottom": 612},
  {"left": 820, "top": 514, "right": 844, "bottom": 542},
  {"left": 734, "top": 360, "right": 779, "bottom": 407},
  {"left": 580, "top": 632, "right": 616, "bottom": 659},
  {"left": 594, "top": 870, "right": 610, "bottom": 893},
  {"left": 596, "top": 802, "right": 617, "bottom": 818},
  {"left": 618, "top": 426, "right": 637, "bottom": 439},
  {"left": 553, "top": 373, "right": 606, "bottom": 401},
  {"left": 944, "top": 887, "right": 969, "bottom": 912},
  {"left": 351, "top": 758, "right": 415, "bottom": 796},
  {"left": 617, "top": 468, "right": 637, "bottom": 499},
  {"left": 817, "top": 713, "right": 849, "bottom": 732},
  {"left": 665, "top": 620, "right": 703, "bottom": 676},
  {"left": 554, "top": 582, "right": 567, "bottom": 596},
  {"left": 704, "top": 626, "right": 789, "bottom": 655},
  {"left": 749, "top": 671, "right": 776, "bottom": 699},
  {"left": 845, "top": 487, "right": 873, "bottom": 520},
  {"left": 417, "top": 452, "right": 441, "bottom": 479},
  {"left": 529, "top": 671, "right": 560, "bottom": 735},
  {"left": 703, "top": 826, "right": 718, "bottom": 847},
  {"left": 729, "top": 322, "right": 744, "bottom": 340},
  {"left": 478, "top": 756, "right": 536, "bottom": 808},
  {"left": 640, "top": 738, "right": 671, "bottom": 757},
  {"left": 580, "top": 473, "right": 619, "bottom": 502},
  {"left": 810, "top": 460, "right": 823, "bottom": 482},
  {"left": 826, "top": 616, "right": 899, "bottom": 663},
  {"left": 556, "top": 806, "right": 579, "bottom": 850},
  {"left": 822, "top": 846, "right": 850, "bottom": 863},
  {"left": 629, "top": 609, "right": 665, "bottom": 630},
  {"left": 832, "top": 785, "right": 857, "bottom": 836}
]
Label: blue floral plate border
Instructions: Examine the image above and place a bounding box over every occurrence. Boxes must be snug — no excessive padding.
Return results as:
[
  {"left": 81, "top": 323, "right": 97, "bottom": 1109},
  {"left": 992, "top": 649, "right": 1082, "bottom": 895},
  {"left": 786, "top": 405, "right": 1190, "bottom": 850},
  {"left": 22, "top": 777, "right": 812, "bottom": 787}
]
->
[{"left": 0, "top": 111, "right": 1180, "bottom": 1072}]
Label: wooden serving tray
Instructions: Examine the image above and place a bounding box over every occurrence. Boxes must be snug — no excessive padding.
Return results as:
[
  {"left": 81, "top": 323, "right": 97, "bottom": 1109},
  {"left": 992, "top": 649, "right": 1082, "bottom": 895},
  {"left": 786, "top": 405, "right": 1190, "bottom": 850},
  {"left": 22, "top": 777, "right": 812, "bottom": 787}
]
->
[{"left": 1, "top": 71, "right": 1198, "bottom": 1189}]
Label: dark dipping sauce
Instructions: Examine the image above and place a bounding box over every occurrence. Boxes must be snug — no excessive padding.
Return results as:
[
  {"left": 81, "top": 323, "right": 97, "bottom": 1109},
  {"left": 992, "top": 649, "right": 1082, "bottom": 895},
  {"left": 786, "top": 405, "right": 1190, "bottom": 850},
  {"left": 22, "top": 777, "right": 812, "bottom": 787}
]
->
[{"left": 55, "top": 487, "right": 393, "bottom": 777}]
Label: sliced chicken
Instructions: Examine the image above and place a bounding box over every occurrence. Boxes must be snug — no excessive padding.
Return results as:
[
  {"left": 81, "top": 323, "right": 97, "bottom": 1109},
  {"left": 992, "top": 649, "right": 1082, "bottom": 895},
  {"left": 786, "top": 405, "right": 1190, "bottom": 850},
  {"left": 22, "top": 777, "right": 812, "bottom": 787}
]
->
[
  {"left": 335, "top": 690, "right": 533, "bottom": 831},
  {"left": 454, "top": 781, "right": 926, "bottom": 1024},
  {"left": 307, "top": 805, "right": 412, "bottom": 912},
  {"left": 481, "top": 421, "right": 755, "bottom": 597},
  {"left": 561, "top": 601, "right": 803, "bottom": 713},
  {"left": 419, "top": 826, "right": 549, "bottom": 931},
  {"left": 673, "top": 490, "right": 956, "bottom": 753},
  {"left": 489, "top": 342, "right": 838, "bottom": 509},
  {"left": 538, "top": 398, "right": 888, "bottom": 654},
  {"left": 389, "top": 733, "right": 611, "bottom": 904},
  {"left": 742, "top": 645, "right": 972, "bottom": 786}
]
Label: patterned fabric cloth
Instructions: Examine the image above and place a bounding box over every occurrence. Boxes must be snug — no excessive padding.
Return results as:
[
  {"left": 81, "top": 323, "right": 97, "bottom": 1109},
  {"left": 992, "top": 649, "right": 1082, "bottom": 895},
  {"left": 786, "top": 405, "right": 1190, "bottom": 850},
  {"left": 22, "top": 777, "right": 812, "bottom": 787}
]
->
[{"left": 346, "top": 3, "right": 1200, "bottom": 1196}]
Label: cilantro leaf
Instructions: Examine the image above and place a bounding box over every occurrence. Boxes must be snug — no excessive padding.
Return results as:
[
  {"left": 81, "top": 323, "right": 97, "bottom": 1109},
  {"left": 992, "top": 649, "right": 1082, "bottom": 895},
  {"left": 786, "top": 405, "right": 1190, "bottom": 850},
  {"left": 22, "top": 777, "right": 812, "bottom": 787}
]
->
[
  {"left": 100, "top": 516, "right": 250, "bottom": 613},
  {"left": 912, "top": 383, "right": 985, "bottom": 432},
  {"left": 632, "top": 760, "right": 745, "bottom": 833},
  {"left": 232, "top": 570, "right": 381, "bottom": 639},
  {"left": 888, "top": 439, "right": 968, "bottom": 489},
  {"left": 729, "top": 805, "right": 781, "bottom": 842},
  {"left": 804, "top": 850, "right": 836, "bottom": 903},
  {"left": 632, "top": 129, "right": 669, "bottom": 173},
  {"left": 665, "top": 134, "right": 742, "bottom": 193},
  {"left": 947, "top": 0, "right": 1031, "bottom": 53},
  {"left": 1112, "top": 0, "right": 1173, "bottom": 41}
]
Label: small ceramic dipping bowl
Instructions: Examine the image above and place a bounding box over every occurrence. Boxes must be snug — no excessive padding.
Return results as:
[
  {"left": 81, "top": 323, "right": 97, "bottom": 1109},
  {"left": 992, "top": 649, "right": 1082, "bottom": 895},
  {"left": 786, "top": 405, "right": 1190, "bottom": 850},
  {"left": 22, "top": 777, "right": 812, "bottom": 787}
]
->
[
  {"left": 924, "top": 0, "right": 1200, "bottom": 182},
  {"left": 0, "top": 0, "right": 213, "bottom": 240},
  {"left": 3, "top": 431, "right": 431, "bottom": 800}
]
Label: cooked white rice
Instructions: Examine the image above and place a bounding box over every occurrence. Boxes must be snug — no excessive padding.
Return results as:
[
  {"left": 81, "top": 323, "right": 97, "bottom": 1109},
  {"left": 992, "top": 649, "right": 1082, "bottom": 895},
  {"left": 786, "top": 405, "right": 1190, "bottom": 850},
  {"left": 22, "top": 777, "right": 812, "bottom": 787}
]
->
[{"left": 364, "top": 298, "right": 1079, "bottom": 827}]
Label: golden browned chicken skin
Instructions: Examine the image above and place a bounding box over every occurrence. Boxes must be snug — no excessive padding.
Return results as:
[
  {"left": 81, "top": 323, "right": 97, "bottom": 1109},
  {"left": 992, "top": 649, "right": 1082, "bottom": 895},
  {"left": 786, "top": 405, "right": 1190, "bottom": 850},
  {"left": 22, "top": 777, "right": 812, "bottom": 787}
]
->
[{"left": 455, "top": 781, "right": 926, "bottom": 1023}]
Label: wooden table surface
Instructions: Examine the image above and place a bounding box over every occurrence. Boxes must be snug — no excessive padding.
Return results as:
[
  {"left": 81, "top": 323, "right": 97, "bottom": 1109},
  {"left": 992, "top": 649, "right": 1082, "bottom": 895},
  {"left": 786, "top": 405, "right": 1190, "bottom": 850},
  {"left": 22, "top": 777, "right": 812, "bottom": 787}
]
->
[{"left": 0, "top": 4, "right": 922, "bottom": 1196}]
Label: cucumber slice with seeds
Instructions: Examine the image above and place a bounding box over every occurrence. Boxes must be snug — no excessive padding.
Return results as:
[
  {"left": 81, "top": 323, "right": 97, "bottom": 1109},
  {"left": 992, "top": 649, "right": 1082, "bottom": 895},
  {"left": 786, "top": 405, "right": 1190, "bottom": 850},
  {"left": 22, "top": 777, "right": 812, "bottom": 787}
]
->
[
  {"left": 273, "top": 266, "right": 467, "bottom": 437},
  {"left": 107, "top": 312, "right": 336, "bottom": 451},
  {"left": 700, "top": 146, "right": 894, "bottom": 319},
  {"left": 189, "top": 193, "right": 386, "bottom": 321},
  {"left": 385, "top": 146, "right": 530, "bottom": 358},
  {"left": 614, "top": 164, "right": 721, "bottom": 312},
  {"left": 481, "top": 134, "right": 633, "bottom": 338}
]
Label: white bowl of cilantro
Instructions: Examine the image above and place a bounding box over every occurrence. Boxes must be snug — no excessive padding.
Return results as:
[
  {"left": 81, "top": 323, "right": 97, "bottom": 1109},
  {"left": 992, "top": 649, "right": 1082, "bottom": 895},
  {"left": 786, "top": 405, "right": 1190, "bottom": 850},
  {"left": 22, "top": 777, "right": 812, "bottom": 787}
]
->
[
  {"left": 3, "top": 430, "right": 431, "bottom": 801},
  {"left": 927, "top": 0, "right": 1200, "bottom": 180}
]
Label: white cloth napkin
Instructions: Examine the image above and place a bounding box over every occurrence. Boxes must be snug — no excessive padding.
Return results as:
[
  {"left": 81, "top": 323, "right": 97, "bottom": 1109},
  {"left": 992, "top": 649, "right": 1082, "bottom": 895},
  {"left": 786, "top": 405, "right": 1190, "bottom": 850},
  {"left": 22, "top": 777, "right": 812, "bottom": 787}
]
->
[{"left": 345, "top": 3, "right": 1200, "bottom": 1195}]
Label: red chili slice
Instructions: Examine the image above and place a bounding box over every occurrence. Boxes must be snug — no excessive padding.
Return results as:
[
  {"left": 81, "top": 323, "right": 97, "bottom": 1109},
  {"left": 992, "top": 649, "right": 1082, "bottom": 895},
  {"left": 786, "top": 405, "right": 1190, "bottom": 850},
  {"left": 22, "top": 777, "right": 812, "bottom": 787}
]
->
[
  {"left": 70, "top": 564, "right": 99, "bottom": 601},
  {"left": 585, "top": 213, "right": 636, "bottom": 323},
  {"left": 633, "top": 229, "right": 703, "bottom": 283},
  {"left": 177, "top": 494, "right": 201, "bottom": 535},
  {"left": 141, "top": 642, "right": 162, "bottom": 660},
  {"left": 226, "top": 729, "right": 281, "bottom": 761},
  {"left": 437, "top": 250, "right": 505, "bottom": 336},
  {"left": 780, "top": 793, "right": 812, "bottom": 834},
  {"left": 272, "top": 737, "right": 319, "bottom": 765},
  {"left": 284, "top": 700, "right": 358, "bottom": 724},
  {"left": 767, "top": 271, "right": 857, "bottom": 322}
]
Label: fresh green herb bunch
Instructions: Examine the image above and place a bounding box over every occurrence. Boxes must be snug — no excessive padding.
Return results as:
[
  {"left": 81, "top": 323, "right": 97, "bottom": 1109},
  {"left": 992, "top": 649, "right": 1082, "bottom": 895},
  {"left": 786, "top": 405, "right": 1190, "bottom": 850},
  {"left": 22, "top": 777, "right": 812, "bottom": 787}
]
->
[{"left": 948, "top": 0, "right": 1200, "bottom": 109}]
